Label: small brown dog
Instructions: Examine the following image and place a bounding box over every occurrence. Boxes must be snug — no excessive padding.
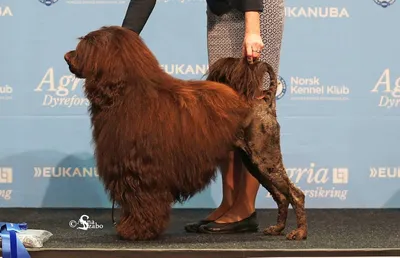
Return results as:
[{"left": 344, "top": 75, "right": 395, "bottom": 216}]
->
[{"left": 64, "top": 26, "right": 307, "bottom": 241}]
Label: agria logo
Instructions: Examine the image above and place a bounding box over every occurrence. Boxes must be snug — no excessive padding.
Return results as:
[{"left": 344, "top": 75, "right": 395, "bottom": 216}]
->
[
  {"left": 374, "top": 0, "right": 396, "bottom": 8},
  {"left": 38, "top": 0, "right": 59, "bottom": 6}
]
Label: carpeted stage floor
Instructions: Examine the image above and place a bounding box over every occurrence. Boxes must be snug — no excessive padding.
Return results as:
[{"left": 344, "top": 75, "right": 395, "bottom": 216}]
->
[{"left": 1, "top": 208, "right": 399, "bottom": 258}]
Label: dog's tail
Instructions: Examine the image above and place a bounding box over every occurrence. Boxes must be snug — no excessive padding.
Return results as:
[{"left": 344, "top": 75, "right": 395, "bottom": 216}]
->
[
  {"left": 205, "top": 57, "right": 263, "bottom": 101},
  {"left": 205, "top": 57, "right": 279, "bottom": 108},
  {"left": 261, "top": 61, "right": 279, "bottom": 110}
]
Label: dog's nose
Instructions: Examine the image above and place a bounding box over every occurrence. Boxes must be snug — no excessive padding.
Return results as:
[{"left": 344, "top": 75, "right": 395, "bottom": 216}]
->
[{"left": 64, "top": 52, "right": 70, "bottom": 62}]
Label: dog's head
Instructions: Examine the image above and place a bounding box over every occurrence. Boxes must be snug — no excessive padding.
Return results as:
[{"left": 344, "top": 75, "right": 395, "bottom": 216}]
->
[
  {"left": 64, "top": 26, "right": 161, "bottom": 83},
  {"left": 206, "top": 57, "right": 277, "bottom": 102}
]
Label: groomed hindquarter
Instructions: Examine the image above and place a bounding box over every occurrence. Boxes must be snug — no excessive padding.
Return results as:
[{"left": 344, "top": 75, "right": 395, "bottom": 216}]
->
[{"left": 234, "top": 97, "right": 307, "bottom": 240}]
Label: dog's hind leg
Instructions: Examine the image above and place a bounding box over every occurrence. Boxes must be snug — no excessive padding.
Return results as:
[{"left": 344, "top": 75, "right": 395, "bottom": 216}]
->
[
  {"left": 261, "top": 181, "right": 289, "bottom": 236},
  {"left": 265, "top": 165, "right": 307, "bottom": 240},
  {"left": 238, "top": 151, "right": 289, "bottom": 236},
  {"left": 235, "top": 106, "right": 307, "bottom": 240},
  {"left": 115, "top": 188, "right": 173, "bottom": 241},
  {"left": 236, "top": 148, "right": 307, "bottom": 240}
]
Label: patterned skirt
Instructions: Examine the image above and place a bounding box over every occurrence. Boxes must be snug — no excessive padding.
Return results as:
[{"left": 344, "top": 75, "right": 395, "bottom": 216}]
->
[{"left": 207, "top": 0, "right": 285, "bottom": 89}]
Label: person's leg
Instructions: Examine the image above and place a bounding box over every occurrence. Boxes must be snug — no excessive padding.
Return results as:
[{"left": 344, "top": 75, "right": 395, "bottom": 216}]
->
[
  {"left": 204, "top": 151, "right": 244, "bottom": 219},
  {"left": 213, "top": 155, "right": 260, "bottom": 223},
  {"left": 199, "top": 0, "right": 285, "bottom": 233},
  {"left": 184, "top": 152, "right": 244, "bottom": 232},
  {"left": 184, "top": 155, "right": 241, "bottom": 232},
  {"left": 183, "top": 7, "right": 247, "bottom": 233},
  {"left": 198, "top": 151, "right": 260, "bottom": 233}
]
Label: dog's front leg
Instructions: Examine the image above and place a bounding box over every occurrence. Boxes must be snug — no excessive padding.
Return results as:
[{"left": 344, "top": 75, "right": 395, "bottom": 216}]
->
[{"left": 115, "top": 188, "right": 173, "bottom": 241}]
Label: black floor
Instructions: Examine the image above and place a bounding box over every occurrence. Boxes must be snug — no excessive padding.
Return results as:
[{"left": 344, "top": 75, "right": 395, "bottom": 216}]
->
[{"left": 1, "top": 208, "right": 400, "bottom": 257}]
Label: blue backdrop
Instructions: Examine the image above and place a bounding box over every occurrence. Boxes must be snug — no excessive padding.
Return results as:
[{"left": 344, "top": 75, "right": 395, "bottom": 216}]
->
[{"left": 0, "top": 0, "right": 399, "bottom": 209}]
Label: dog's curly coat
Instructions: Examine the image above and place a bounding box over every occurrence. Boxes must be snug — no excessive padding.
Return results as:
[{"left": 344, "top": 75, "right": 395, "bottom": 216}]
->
[{"left": 64, "top": 26, "right": 307, "bottom": 241}]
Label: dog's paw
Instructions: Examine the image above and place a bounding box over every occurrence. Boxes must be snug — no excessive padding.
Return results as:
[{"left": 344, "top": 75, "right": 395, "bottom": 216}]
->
[
  {"left": 263, "top": 225, "right": 284, "bottom": 236},
  {"left": 285, "top": 227, "right": 307, "bottom": 240}
]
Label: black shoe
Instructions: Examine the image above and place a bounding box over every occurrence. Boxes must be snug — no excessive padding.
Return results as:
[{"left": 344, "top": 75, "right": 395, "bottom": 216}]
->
[
  {"left": 198, "top": 212, "right": 259, "bottom": 234},
  {"left": 184, "top": 219, "right": 214, "bottom": 233}
]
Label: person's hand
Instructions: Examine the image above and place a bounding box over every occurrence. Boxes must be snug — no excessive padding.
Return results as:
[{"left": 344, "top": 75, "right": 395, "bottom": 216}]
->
[{"left": 242, "top": 32, "right": 264, "bottom": 64}]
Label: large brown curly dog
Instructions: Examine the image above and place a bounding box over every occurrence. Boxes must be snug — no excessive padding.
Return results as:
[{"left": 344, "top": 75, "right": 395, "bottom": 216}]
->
[{"left": 64, "top": 26, "right": 307, "bottom": 241}]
